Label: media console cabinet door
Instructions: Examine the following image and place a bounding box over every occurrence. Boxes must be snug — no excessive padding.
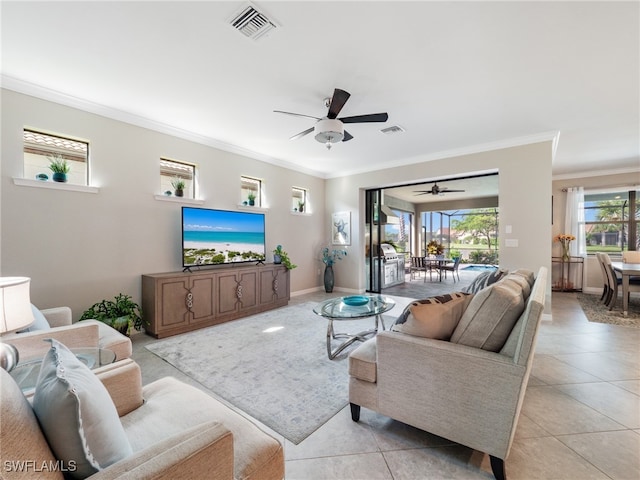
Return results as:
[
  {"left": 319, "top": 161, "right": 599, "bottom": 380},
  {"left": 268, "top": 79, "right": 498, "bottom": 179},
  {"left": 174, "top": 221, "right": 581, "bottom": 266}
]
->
[
  {"left": 259, "top": 267, "right": 290, "bottom": 304},
  {"left": 189, "top": 275, "right": 216, "bottom": 324},
  {"left": 216, "top": 269, "right": 258, "bottom": 317},
  {"left": 157, "top": 277, "right": 192, "bottom": 330}
]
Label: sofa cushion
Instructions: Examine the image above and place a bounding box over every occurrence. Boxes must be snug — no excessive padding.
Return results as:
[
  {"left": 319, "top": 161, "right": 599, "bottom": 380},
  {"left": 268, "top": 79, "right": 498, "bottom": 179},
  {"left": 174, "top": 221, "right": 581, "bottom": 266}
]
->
[
  {"left": 391, "top": 292, "right": 472, "bottom": 340},
  {"left": 511, "top": 268, "right": 535, "bottom": 287},
  {"left": 349, "top": 337, "right": 378, "bottom": 383},
  {"left": 462, "top": 268, "right": 508, "bottom": 294},
  {"left": 450, "top": 281, "right": 526, "bottom": 352},
  {"left": 501, "top": 273, "right": 531, "bottom": 299},
  {"left": 33, "top": 339, "right": 132, "bottom": 479}
]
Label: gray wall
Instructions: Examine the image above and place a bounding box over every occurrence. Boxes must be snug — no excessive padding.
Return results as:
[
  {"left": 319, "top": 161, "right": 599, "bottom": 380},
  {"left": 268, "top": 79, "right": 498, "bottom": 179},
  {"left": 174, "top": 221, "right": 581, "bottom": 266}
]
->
[{"left": 1, "top": 89, "right": 326, "bottom": 318}]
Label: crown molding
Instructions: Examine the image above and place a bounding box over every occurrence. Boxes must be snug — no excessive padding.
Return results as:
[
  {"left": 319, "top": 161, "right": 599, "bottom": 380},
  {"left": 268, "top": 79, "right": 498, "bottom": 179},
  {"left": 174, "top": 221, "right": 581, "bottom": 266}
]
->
[
  {"left": 552, "top": 166, "right": 640, "bottom": 181},
  {"left": 324, "top": 131, "right": 560, "bottom": 179},
  {"left": 1, "top": 75, "right": 324, "bottom": 179}
]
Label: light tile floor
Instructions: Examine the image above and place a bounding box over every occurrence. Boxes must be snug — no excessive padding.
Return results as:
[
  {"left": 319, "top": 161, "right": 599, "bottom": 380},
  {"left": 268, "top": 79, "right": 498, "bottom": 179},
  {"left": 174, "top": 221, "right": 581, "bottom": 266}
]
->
[{"left": 132, "top": 275, "right": 640, "bottom": 480}]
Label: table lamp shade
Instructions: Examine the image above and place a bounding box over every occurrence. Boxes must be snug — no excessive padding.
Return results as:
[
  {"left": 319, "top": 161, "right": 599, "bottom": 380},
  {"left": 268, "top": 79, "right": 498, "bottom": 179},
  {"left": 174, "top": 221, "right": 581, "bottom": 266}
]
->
[{"left": 0, "top": 277, "right": 34, "bottom": 334}]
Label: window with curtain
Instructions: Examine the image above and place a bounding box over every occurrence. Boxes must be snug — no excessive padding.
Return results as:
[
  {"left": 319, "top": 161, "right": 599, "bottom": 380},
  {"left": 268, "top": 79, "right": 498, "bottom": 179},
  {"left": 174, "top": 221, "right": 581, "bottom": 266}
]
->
[{"left": 584, "top": 189, "right": 638, "bottom": 254}]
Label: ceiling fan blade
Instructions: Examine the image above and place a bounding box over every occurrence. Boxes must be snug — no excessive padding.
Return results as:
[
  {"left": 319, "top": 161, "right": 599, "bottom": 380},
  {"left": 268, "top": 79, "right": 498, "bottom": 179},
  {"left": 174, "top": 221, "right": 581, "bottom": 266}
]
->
[
  {"left": 342, "top": 130, "right": 354, "bottom": 142},
  {"left": 327, "top": 88, "right": 350, "bottom": 119},
  {"left": 340, "top": 113, "right": 389, "bottom": 124},
  {"left": 274, "top": 110, "right": 321, "bottom": 121},
  {"left": 441, "top": 189, "right": 466, "bottom": 193},
  {"left": 413, "top": 192, "right": 431, "bottom": 195},
  {"left": 289, "top": 127, "right": 314, "bottom": 141}
]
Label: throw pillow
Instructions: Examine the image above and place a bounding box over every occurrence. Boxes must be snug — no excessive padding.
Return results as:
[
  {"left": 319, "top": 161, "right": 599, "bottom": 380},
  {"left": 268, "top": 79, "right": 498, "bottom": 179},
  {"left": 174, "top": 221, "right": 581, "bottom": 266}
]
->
[
  {"left": 511, "top": 269, "right": 535, "bottom": 287},
  {"left": 18, "top": 304, "right": 51, "bottom": 333},
  {"left": 462, "top": 268, "right": 508, "bottom": 294},
  {"left": 501, "top": 273, "right": 531, "bottom": 299},
  {"left": 450, "top": 281, "right": 525, "bottom": 352},
  {"left": 33, "top": 339, "right": 132, "bottom": 479},
  {"left": 391, "top": 292, "right": 472, "bottom": 340}
]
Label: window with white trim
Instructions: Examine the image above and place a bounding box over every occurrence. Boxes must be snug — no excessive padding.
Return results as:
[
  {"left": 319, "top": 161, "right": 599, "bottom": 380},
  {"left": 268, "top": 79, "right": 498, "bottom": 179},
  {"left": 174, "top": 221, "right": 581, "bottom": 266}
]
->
[
  {"left": 23, "top": 129, "right": 89, "bottom": 185},
  {"left": 292, "top": 187, "right": 307, "bottom": 213},
  {"left": 241, "top": 176, "right": 261, "bottom": 207},
  {"left": 160, "top": 158, "right": 195, "bottom": 199},
  {"left": 584, "top": 189, "right": 638, "bottom": 253}
]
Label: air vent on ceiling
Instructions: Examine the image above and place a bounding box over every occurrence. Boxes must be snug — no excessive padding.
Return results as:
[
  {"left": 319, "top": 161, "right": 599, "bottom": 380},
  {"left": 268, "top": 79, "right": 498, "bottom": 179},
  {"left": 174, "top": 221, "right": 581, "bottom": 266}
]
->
[
  {"left": 380, "top": 125, "right": 405, "bottom": 135},
  {"left": 230, "top": 4, "right": 278, "bottom": 41}
]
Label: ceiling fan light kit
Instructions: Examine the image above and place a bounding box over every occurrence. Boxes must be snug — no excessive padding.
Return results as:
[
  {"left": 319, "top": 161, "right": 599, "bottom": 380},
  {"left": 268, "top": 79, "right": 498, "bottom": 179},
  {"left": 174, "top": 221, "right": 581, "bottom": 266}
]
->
[{"left": 314, "top": 118, "right": 344, "bottom": 149}]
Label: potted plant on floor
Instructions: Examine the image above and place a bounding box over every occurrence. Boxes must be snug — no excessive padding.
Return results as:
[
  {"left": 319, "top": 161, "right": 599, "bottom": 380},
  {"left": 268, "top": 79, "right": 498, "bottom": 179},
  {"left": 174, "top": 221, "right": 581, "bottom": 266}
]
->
[
  {"left": 48, "top": 154, "right": 70, "bottom": 183},
  {"left": 80, "top": 293, "right": 144, "bottom": 336}
]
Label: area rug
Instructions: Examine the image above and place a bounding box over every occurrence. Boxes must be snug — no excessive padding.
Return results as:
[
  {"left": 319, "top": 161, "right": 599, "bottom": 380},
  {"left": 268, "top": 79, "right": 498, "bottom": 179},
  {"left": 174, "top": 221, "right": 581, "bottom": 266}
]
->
[
  {"left": 145, "top": 300, "right": 409, "bottom": 444},
  {"left": 576, "top": 293, "right": 640, "bottom": 328}
]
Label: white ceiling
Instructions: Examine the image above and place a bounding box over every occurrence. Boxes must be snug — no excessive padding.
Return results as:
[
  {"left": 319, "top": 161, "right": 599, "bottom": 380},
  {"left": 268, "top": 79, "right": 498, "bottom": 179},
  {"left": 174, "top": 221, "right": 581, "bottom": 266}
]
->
[{"left": 1, "top": 1, "right": 638, "bottom": 181}]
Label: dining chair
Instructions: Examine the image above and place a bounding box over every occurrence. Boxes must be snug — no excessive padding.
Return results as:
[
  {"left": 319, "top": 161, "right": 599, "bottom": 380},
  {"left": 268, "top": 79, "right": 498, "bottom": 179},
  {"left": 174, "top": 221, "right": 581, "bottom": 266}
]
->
[
  {"left": 410, "top": 256, "right": 430, "bottom": 282},
  {"left": 595, "top": 252, "right": 611, "bottom": 303},
  {"left": 622, "top": 251, "right": 640, "bottom": 263},
  {"left": 600, "top": 252, "right": 640, "bottom": 311}
]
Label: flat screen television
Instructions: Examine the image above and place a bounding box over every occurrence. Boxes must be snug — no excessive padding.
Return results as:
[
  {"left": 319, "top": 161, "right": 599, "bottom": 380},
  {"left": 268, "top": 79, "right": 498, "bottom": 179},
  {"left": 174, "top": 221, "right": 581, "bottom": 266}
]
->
[{"left": 182, "top": 207, "right": 266, "bottom": 267}]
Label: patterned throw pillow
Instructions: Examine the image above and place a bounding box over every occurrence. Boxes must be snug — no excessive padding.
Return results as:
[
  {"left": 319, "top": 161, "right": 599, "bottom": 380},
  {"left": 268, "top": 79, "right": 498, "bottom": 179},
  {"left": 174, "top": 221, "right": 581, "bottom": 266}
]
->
[
  {"left": 391, "top": 292, "right": 473, "bottom": 340},
  {"left": 462, "top": 268, "right": 508, "bottom": 294}
]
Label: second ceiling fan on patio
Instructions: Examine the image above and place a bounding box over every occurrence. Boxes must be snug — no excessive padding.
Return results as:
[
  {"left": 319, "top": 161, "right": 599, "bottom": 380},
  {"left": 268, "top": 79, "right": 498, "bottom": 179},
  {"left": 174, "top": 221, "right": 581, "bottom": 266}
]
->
[{"left": 414, "top": 182, "right": 466, "bottom": 196}]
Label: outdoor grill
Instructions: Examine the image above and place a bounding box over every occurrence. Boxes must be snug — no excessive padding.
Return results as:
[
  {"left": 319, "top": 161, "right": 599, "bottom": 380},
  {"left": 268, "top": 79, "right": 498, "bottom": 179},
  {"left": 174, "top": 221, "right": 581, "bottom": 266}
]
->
[{"left": 379, "top": 243, "right": 405, "bottom": 288}]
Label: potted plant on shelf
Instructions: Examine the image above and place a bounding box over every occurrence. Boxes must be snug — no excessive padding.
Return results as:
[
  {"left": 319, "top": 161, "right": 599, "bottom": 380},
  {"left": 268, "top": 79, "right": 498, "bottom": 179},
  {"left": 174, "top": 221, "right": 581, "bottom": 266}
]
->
[
  {"left": 247, "top": 190, "right": 256, "bottom": 206},
  {"left": 321, "top": 247, "right": 347, "bottom": 292},
  {"left": 272, "top": 244, "right": 297, "bottom": 270},
  {"left": 297, "top": 201, "right": 305, "bottom": 213},
  {"left": 80, "top": 293, "right": 144, "bottom": 336},
  {"left": 171, "top": 177, "right": 186, "bottom": 197},
  {"left": 48, "top": 154, "right": 70, "bottom": 183}
]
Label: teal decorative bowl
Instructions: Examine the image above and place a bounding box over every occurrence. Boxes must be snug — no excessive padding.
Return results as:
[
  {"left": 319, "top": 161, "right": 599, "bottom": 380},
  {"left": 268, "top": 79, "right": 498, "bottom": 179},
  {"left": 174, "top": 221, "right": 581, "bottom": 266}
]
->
[{"left": 343, "top": 295, "right": 369, "bottom": 306}]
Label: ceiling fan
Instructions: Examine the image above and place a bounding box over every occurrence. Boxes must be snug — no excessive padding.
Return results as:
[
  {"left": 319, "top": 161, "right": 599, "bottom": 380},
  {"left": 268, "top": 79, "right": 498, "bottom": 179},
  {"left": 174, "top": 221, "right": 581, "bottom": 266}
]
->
[
  {"left": 274, "top": 88, "right": 388, "bottom": 149},
  {"left": 414, "top": 182, "right": 466, "bottom": 196}
]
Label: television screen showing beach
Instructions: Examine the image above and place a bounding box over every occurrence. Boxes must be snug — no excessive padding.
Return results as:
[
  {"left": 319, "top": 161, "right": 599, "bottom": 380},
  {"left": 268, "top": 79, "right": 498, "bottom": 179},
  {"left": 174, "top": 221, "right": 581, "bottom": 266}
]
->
[{"left": 182, "top": 207, "right": 266, "bottom": 266}]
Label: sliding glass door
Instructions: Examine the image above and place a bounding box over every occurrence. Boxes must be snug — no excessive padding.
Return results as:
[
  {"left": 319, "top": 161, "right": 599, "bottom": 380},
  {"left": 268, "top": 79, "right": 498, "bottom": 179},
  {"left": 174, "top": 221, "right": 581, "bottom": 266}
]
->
[{"left": 365, "top": 189, "right": 383, "bottom": 293}]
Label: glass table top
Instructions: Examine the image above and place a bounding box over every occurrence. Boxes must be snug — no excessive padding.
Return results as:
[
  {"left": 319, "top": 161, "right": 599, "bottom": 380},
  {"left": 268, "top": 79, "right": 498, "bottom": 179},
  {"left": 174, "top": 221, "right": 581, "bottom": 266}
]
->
[{"left": 313, "top": 295, "right": 396, "bottom": 320}]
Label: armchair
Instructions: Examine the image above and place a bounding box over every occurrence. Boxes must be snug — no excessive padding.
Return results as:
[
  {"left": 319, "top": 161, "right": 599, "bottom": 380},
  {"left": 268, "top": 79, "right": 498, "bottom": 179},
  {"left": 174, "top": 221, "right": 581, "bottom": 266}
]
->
[
  {"left": 1, "top": 306, "right": 132, "bottom": 362},
  {"left": 1, "top": 358, "right": 284, "bottom": 480},
  {"left": 349, "top": 267, "right": 547, "bottom": 480}
]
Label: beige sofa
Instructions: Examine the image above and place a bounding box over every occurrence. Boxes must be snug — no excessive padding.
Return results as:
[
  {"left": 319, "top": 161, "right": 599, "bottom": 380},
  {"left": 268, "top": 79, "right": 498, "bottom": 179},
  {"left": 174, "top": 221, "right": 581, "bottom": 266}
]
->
[
  {"left": 2, "top": 306, "right": 132, "bottom": 361},
  {"left": 349, "top": 267, "right": 547, "bottom": 480},
  {"left": 1, "top": 358, "right": 284, "bottom": 480}
]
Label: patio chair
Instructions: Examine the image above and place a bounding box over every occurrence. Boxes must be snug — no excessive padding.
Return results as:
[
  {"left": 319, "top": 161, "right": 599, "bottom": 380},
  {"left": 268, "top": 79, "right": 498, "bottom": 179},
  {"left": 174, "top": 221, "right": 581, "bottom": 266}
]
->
[
  {"left": 440, "top": 257, "right": 462, "bottom": 282},
  {"left": 410, "top": 256, "right": 431, "bottom": 282}
]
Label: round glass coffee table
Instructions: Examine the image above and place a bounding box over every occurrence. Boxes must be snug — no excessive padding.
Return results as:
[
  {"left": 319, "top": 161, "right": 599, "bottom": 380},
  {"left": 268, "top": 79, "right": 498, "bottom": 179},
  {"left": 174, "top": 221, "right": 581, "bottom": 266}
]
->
[{"left": 313, "top": 295, "right": 396, "bottom": 359}]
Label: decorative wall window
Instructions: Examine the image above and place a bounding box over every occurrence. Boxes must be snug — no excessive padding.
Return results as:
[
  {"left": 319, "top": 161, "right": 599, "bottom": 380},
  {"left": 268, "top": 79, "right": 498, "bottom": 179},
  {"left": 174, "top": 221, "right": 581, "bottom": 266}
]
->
[
  {"left": 23, "top": 129, "right": 89, "bottom": 185},
  {"left": 160, "top": 158, "right": 196, "bottom": 199},
  {"left": 584, "top": 189, "right": 638, "bottom": 253},
  {"left": 241, "top": 176, "right": 261, "bottom": 207},
  {"left": 292, "top": 187, "right": 307, "bottom": 213}
]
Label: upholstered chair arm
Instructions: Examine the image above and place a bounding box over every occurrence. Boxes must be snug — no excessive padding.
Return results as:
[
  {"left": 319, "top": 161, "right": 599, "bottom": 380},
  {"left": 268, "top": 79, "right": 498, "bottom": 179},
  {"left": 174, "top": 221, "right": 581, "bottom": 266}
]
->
[
  {"left": 375, "top": 331, "right": 527, "bottom": 460},
  {"left": 94, "top": 359, "right": 144, "bottom": 416},
  {"left": 90, "top": 421, "right": 234, "bottom": 480},
  {"left": 41, "top": 306, "right": 73, "bottom": 327},
  {"left": 4, "top": 322, "right": 100, "bottom": 362}
]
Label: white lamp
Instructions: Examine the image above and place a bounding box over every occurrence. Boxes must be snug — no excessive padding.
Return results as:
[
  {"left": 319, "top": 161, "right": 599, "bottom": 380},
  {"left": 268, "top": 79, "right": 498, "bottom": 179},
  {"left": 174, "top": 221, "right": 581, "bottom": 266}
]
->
[{"left": 0, "top": 277, "right": 34, "bottom": 371}]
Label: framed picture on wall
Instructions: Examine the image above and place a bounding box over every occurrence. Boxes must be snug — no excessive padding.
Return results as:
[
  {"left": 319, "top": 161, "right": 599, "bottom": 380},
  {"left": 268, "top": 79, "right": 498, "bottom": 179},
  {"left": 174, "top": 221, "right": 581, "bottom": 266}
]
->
[{"left": 332, "top": 211, "right": 351, "bottom": 245}]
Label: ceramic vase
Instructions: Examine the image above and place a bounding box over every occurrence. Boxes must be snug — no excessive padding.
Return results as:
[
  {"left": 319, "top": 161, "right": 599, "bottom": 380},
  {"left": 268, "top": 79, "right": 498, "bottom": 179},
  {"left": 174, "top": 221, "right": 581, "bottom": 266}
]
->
[{"left": 324, "top": 265, "right": 334, "bottom": 293}]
